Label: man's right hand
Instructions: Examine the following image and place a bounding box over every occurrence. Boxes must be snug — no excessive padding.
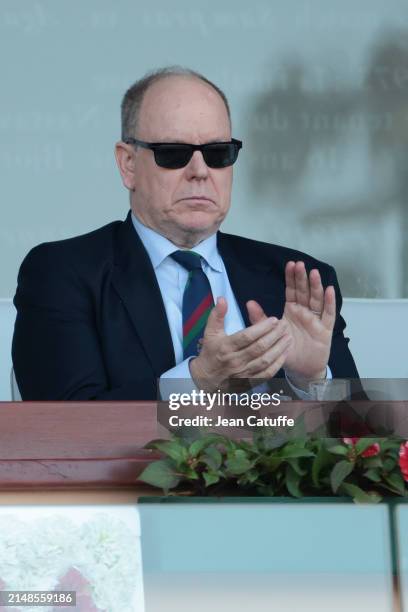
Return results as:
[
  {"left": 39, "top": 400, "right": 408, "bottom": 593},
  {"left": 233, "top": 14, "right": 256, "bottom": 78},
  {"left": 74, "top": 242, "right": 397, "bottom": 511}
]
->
[{"left": 189, "top": 297, "right": 292, "bottom": 392}]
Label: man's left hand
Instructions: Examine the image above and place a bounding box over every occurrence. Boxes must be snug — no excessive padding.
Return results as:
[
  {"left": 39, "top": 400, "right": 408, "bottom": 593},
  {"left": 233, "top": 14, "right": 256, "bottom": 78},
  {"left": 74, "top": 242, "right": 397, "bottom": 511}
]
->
[{"left": 247, "top": 260, "right": 336, "bottom": 387}]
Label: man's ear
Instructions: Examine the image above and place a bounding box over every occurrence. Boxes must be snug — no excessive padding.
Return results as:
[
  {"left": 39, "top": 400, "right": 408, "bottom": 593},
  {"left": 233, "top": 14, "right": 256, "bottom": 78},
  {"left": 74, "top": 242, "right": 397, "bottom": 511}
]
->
[{"left": 114, "top": 141, "right": 137, "bottom": 191}]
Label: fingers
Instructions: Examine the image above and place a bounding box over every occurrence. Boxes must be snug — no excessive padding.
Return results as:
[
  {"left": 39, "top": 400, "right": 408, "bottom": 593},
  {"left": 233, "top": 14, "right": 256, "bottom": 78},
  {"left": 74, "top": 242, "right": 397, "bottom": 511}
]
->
[
  {"left": 294, "top": 261, "right": 311, "bottom": 307},
  {"left": 219, "top": 320, "right": 290, "bottom": 377},
  {"left": 198, "top": 269, "right": 337, "bottom": 391},
  {"left": 246, "top": 300, "right": 267, "bottom": 325},
  {"left": 286, "top": 262, "right": 327, "bottom": 317},
  {"left": 228, "top": 315, "right": 279, "bottom": 351},
  {"left": 321, "top": 285, "right": 336, "bottom": 331},
  {"left": 246, "top": 347, "right": 289, "bottom": 380},
  {"left": 243, "top": 331, "right": 292, "bottom": 376},
  {"left": 242, "top": 319, "right": 289, "bottom": 361},
  {"left": 309, "top": 268, "right": 324, "bottom": 314},
  {"left": 285, "top": 261, "right": 297, "bottom": 303},
  {"left": 285, "top": 261, "right": 310, "bottom": 307},
  {"left": 204, "top": 297, "right": 228, "bottom": 336},
  {"left": 290, "top": 284, "right": 335, "bottom": 331}
]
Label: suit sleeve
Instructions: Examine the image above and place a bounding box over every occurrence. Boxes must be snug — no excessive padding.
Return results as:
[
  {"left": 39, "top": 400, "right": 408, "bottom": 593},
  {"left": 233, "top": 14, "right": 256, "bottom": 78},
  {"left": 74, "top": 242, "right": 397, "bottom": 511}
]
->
[
  {"left": 12, "top": 245, "right": 156, "bottom": 400},
  {"left": 327, "top": 265, "right": 359, "bottom": 379}
]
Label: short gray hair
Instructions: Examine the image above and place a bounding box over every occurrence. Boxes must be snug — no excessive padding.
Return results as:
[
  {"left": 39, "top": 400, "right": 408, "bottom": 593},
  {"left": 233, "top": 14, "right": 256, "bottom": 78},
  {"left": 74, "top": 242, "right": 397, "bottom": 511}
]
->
[{"left": 120, "top": 66, "right": 231, "bottom": 140}]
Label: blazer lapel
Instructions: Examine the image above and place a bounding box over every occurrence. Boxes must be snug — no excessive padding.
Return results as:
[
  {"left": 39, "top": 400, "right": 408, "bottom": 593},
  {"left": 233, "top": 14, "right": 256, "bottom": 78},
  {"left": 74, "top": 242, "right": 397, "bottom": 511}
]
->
[
  {"left": 217, "top": 232, "right": 285, "bottom": 326},
  {"left": 111, "top": 213, "right": 175, "bottom": 375},
  {"left": 110, "top": 221, "right": 285, "bottom": 375}
]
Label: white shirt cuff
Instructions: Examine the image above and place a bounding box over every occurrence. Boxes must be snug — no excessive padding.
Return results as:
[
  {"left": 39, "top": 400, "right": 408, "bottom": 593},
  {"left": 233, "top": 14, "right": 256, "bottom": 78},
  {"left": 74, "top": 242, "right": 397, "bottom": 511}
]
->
[
  {"left": 285, "top": 365, "right": 332, "bottom": 399},
  {"left": 159, "top": 358, "right": 198, "bottom": 399}
]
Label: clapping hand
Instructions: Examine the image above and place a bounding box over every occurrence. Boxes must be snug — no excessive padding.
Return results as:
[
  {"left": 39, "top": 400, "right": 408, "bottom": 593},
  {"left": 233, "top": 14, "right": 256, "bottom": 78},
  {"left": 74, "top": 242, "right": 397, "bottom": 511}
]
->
[
  {"left": 189, "top": 297, "right": 292, "bottom": 392},
  {"left": 247, "top": 261, "right": 336, "bottom": 388}
]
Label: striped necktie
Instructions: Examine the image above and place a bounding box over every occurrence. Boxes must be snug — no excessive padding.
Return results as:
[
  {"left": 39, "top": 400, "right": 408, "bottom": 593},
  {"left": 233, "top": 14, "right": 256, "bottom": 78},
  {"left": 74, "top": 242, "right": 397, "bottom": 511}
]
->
[{"left": 171, "top": 250, "right": 215, "bottom": 358}]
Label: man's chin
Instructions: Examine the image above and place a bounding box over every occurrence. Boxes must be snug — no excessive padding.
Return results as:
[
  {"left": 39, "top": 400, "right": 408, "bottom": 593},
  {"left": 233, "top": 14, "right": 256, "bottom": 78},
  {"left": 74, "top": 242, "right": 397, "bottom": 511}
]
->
[
  {"left": 175, "top": 211, "right": 222, "bottom": 235},
  {"left": 162, "top": 217, "right": 221, "bottom": 247}
]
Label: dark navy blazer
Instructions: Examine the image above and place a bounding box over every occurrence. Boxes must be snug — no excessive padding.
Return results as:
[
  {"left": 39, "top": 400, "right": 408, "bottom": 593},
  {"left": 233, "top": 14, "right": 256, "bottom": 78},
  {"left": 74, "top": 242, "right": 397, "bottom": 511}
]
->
[{"left": 12, "top": 211, "right": 358, "bottom": 400}]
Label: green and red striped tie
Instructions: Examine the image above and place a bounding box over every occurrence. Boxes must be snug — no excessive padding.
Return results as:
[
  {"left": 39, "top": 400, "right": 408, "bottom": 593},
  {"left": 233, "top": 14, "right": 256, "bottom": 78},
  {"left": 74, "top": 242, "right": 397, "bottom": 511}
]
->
[{"left": 171, "top": 250, "right": 215, "bottom": 358}]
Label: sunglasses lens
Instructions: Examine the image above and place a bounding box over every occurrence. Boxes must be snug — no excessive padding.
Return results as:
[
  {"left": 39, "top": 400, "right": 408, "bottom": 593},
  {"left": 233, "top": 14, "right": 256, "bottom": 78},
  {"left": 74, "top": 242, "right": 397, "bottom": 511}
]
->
[
  {"left": 154, "top": 145, "right": 192, "bottom": 169},
  {"left": 152, "top": 142, "right": 241, "bottom": 169},
  {"left": 203, "top": 143, "right": 238, "bottom": 168}
]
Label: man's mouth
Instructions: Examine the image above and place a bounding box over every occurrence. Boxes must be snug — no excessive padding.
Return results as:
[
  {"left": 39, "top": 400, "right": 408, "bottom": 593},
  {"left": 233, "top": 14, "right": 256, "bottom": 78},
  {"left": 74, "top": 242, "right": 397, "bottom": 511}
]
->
[{"left": 178, "top": 196, "right": 215, "bottom": 204}]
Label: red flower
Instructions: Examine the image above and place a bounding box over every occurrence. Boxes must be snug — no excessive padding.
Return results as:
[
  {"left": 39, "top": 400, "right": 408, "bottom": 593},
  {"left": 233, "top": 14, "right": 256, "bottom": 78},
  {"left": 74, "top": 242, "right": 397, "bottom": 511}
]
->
[
  {"left": 399, "top": 442, "right": 408, "bottom": 482},
  {"left": 343, "top": 437, "right": 380, "bottom": 458}
]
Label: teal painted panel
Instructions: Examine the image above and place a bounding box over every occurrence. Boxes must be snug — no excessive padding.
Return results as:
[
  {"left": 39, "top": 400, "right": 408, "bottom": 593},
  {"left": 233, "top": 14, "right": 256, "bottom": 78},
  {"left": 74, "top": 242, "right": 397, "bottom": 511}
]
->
[
  {"left": 139, "top": 501, "right": 392, "bottom": 574},
  {"left": 395, "top": 505, "right": 408, "bottom": 611}
]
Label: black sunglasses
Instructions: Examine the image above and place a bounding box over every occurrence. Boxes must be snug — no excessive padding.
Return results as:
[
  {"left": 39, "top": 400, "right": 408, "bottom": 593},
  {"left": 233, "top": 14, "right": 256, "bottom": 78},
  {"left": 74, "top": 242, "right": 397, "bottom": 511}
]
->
[{"left": 124, "top": 137, "right": 242, "bottom": 169}]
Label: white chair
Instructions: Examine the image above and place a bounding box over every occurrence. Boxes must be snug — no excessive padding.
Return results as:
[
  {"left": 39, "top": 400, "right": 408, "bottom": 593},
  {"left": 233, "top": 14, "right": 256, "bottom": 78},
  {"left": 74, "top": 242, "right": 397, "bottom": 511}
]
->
[
  {"left": 0, "top": 298, "right": 16, "bottom": 401},
  {"left": 342, "top": 298, "right": 408, "bottom": 378}
]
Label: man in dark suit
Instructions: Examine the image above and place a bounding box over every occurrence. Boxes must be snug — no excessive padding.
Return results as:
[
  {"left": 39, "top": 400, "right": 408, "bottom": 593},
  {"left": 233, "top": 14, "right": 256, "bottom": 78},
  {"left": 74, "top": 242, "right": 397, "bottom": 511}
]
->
[{"left": 12, "top": 67, "right": 358, "bottom": 400}]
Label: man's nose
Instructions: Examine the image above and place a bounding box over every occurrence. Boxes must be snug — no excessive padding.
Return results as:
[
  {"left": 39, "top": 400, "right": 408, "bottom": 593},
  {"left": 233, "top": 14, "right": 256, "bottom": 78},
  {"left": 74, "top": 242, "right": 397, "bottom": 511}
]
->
[{"left": 184, "top": 150, "right": 209, "bottom": 179}]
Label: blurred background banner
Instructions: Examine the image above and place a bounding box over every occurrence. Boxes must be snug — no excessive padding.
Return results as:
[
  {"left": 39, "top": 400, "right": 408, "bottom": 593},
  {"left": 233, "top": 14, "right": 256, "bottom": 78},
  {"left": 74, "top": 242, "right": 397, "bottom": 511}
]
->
[{"left": 1, "top": 0, "right": 407, "bottom": 298}]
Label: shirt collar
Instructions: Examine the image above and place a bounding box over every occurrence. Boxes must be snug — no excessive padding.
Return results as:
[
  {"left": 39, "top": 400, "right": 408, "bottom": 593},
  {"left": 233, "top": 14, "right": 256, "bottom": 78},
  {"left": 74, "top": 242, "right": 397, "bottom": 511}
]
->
[{"left": 131, "top": 212, "right": 223, "bottom": 272}]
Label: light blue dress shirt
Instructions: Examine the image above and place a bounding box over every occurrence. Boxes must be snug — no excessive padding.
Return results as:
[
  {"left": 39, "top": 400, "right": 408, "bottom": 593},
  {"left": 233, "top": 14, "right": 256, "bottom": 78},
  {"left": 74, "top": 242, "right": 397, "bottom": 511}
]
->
[
  {"left": 131, "top": 212, "right": 246, "bottom": 381},
  {"left": 131, "top": 213, "right": 329, "bottom": 395}
]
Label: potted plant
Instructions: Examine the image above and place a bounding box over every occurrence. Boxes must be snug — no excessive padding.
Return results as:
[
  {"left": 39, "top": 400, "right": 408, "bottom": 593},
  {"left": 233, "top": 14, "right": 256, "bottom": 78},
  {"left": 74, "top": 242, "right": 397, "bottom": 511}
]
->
[{"left": 138, "top": 424, "right": 408, "bottom": 503}]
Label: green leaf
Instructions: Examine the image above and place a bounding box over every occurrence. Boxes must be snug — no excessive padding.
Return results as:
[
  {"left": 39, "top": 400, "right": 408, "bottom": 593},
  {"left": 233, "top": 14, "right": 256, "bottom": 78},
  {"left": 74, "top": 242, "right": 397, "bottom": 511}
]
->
[
  {"left": 188, "top": 436, "right": 223, "bottom": 457},
  {"left": 355, "top": 438, "right": 381, "bottom": 456},
  {"left": 287, "top": 458, "right": 308, "bottom": 476},
  {"left": 259, "top": 456, "right": 283, "bottom": 471},
  {"left": 323, "top": 437, "right": 339, "bottom": 448},
  {"left": 384, "top": 473, "right": 406, "bottom": 495},
  {"left": 327, "top": 445, "right": 349, "bottom": 456},
  {"left": 312, "top": 446, "right": 333, "bottom": 487},
  {"left": 364, "top": 469, "right": 381, "bottom": 483},
  {"left": 203, "top": 472, "right": 220, "bottom": 487},
  {"left": 256, "top": 484, "right": 276, "bottom": 496},
  {"left": 237, "top": 439, "right": 253, "bottom": 451},
  {"left": 238, "top": 469, "right": 260, "bottom": 485},
  {"left": 225, "top": 449, "right": 253, "bottom": 475},
  {"left": 202, "top": 447, "right": 222, "bottom": 471},
  {"left": 330, "top": 460, "right": 354, "bottom": 493},
  {"left": 363, "top": 457, "right": 383, "bottom": 469},
  {"left": 182, "top": 468, "right": 199, "bottom": 480},
  {"left": 146, "top": 440, "right": 187, "bottom": 465},
  {"left": 139, "top": 460, "right": 180, "bottom": 491},
  {"left": 381, "top": 440, "right": 402, "bottom": 452},
  {"left": 384, "top": 458, "right": 397, "bottom": 471},
  {"left": 340, "top": 482, "right": 382, "bottom": 504},
  {"left": 279, "top": 446, "right": 314, "bottom": 459},
  {"left": 286, "top": 464, "right": 302, "bottom": 498}
]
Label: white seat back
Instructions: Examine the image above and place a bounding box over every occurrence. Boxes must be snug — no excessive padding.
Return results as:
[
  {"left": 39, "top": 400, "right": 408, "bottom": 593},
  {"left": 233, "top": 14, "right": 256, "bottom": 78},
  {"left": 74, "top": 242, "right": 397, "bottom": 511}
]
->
[
  {"left": 342, "top": 298, "right": 408, "bottom": 378},
  {"left": 0, "top": 298, "right": 16, "bottom": 401}
]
